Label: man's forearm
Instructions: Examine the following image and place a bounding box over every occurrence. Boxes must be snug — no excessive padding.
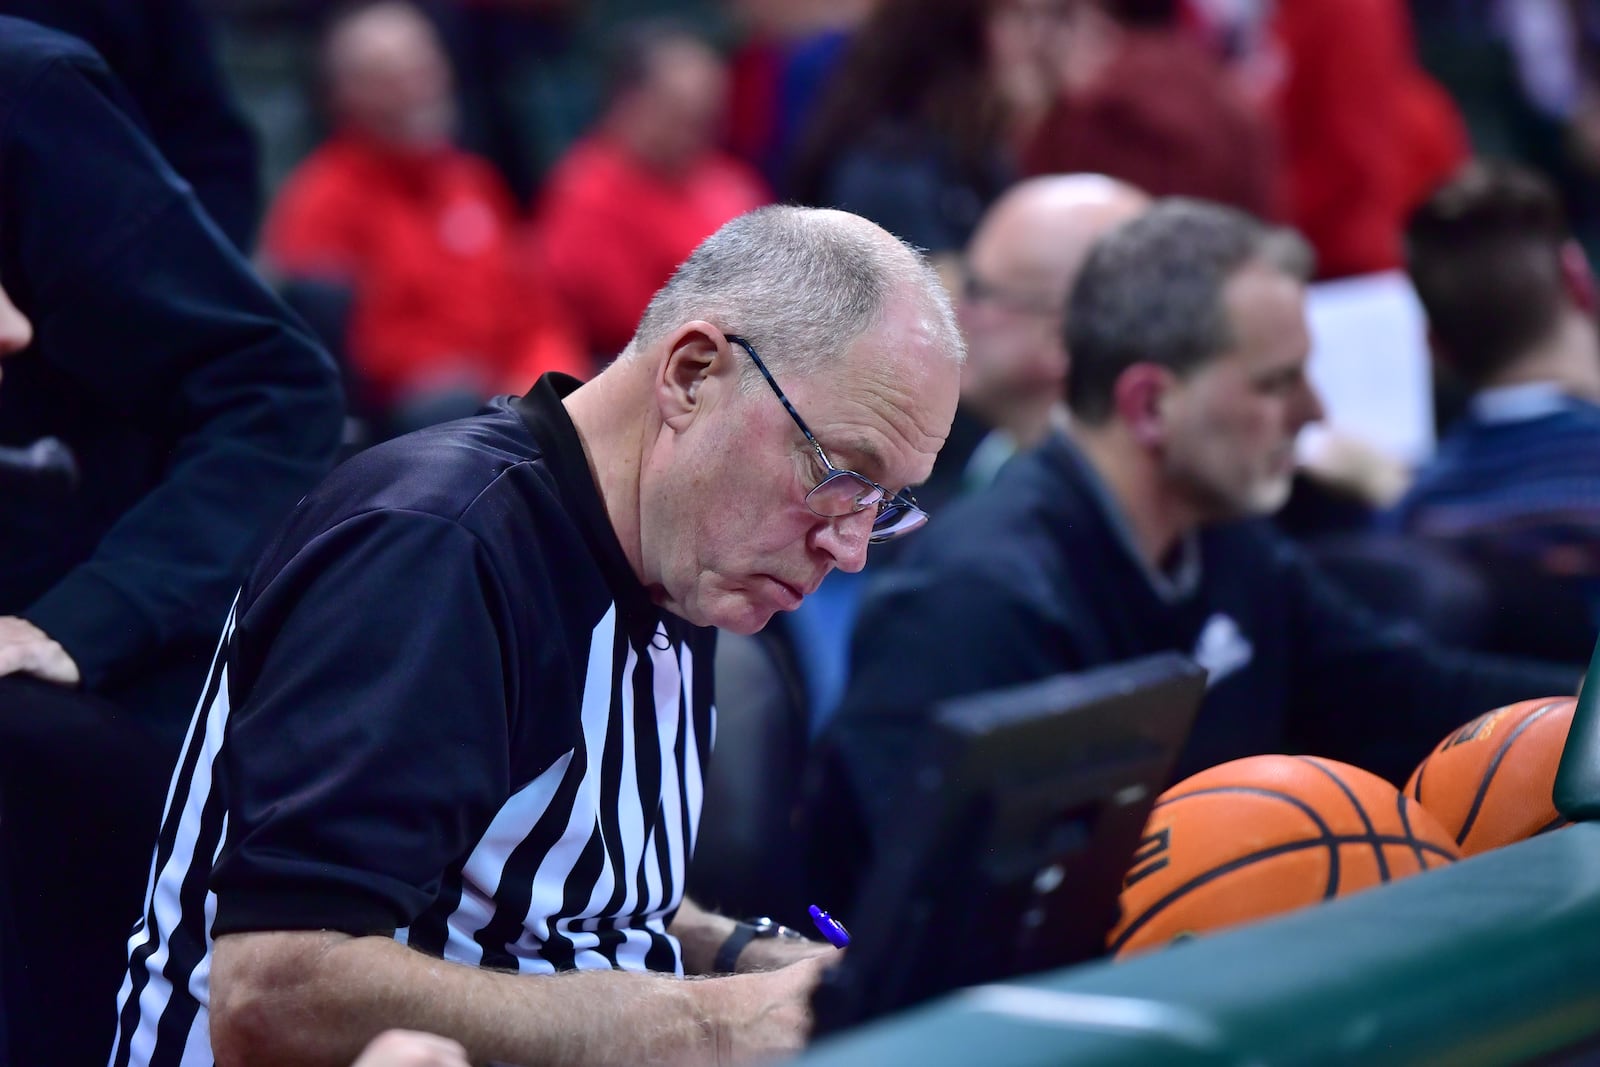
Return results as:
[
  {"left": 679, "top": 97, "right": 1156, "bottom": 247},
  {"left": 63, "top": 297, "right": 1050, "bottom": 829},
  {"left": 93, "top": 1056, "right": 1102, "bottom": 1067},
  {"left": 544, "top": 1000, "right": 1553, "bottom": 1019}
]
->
[{"left": 211, "top": 930, "right": 730, "bottom": 1067}]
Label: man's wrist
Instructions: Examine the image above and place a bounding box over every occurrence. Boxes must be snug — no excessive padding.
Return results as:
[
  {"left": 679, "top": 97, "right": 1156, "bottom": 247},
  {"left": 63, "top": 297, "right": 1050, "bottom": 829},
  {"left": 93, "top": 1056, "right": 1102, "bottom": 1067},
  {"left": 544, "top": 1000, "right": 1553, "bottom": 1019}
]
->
[{"left": 712, "top": 917, "right": 807, "bottom": 974}]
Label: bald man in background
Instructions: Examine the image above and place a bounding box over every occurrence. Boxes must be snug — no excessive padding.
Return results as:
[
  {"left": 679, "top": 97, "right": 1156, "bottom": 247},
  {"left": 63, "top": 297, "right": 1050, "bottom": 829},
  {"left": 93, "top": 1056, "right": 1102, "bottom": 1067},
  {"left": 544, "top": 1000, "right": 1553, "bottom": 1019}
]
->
[
  {"left": 919, "top": 173, "right": 1149, "bottom": 517},
  {"left": 788, "top": 176, "right": 1148, "bottom": 730}
]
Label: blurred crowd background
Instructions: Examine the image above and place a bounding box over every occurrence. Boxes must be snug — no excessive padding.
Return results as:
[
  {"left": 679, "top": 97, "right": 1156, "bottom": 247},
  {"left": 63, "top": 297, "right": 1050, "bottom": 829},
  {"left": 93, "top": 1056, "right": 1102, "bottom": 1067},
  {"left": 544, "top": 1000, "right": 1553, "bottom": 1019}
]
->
[
  {"left": 173, "top": 0, "right": 1600, "bottom": 420},
  {"left": 15, "top": 0, "right": 1600, "bottom": 776}
]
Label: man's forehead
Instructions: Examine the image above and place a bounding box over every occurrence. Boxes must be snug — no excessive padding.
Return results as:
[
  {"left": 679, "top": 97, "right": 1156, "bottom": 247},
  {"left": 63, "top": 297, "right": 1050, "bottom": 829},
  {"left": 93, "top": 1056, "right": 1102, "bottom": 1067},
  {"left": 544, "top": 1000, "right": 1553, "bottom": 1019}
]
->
[
  {"left": 809, "top": 343, "right": 956, "bottom": 474},
  {"left": 1225, "top": 260, "right": 1308, "bottom": 325},
  {"left": 973, "top": 197, "right": 1144, "bottom": 282}
]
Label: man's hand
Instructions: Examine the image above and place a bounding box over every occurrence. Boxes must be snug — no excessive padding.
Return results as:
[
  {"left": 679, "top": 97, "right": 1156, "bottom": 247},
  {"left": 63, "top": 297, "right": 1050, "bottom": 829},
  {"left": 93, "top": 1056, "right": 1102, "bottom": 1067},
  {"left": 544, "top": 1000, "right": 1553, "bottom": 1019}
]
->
[
  {"left": 700, "top": 952, "right": 836, "bottom": 1064},
  {"left": 735, "top": 933, "right": 837, "bottom": 974},
  {"left": 0, "top": 616, "right": 80, "bottom": 685},
  {"left": 1297, "top": 428, "right": 1411, "bottom": 508},
  {"left": 348, "top": 1030, "right": 468, "bottom": 1067}
]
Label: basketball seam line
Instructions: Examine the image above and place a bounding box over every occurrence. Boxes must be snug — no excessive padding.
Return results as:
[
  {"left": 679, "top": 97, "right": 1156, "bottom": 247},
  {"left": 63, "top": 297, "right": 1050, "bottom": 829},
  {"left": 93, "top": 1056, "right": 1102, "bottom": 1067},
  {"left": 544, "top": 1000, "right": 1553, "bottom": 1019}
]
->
[
  {"left": 1153, "top": 786, "right": 1338, "bottom": 835},
  {"left": 1109, "top": 835, "right": 1456, "bottom": 955},
  {"left": 1535, "top": 813, "right": 1570, "bottom": 835},
  {"left": 1294, "top": 756, "right": 1390, "bottom": 883},
  {"left": 1154, "top": 784, "right": 1341, "bottom": 898},
  {"left": 1411, "top": 747, "right": 1428, "bottom": 803},
  {"left": 1455, "top": 700, "right": 1562, "bottom": 846},
  {"left": 1394, "top": 789, "right": 1431, "bottom": 871}
]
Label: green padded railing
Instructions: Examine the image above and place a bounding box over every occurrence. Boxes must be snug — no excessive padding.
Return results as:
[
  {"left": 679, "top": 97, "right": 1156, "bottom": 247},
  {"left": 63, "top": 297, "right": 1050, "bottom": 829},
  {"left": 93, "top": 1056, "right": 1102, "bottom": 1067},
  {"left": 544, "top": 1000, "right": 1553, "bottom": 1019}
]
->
[
  {"left": 794, "top": 824, "right": 1600, "bottom": 1067},
  {"left": 1553, "top": 636, "right": 1600, "bottom": 820}
]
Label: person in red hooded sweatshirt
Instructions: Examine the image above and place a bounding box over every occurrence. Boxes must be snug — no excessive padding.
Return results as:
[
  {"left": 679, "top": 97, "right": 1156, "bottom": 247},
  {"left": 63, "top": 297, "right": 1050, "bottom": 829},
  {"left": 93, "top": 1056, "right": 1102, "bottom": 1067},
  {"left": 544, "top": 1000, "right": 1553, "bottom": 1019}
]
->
[
  {"left": 263, "top": 0, "right": 584, "bottom": 433},
  {"left": 1265, "top": 0, "right": 1470, "bottom": 278},
  {"left": 535, "top": 21, "right": 772, "bottom": 367}
]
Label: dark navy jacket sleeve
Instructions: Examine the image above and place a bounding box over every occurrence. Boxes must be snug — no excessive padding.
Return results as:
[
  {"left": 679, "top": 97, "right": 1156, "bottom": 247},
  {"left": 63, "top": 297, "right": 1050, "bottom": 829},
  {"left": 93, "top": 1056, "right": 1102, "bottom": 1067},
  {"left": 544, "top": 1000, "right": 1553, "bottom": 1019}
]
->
[
  {"left": 1276, "top": 533, "right": 1580, "bottom": 780},
  {"left": 809, "top": 565, "right": 1082, "bottom": 911},
  {"left": 212, "top": 509, "right": 515, "bottom": 936},
  {"left": 2, "top": 37, "right": 343, "bottom": 690},
  {"left": 0, "top": 0, "right": 262, "bottom": 249}
]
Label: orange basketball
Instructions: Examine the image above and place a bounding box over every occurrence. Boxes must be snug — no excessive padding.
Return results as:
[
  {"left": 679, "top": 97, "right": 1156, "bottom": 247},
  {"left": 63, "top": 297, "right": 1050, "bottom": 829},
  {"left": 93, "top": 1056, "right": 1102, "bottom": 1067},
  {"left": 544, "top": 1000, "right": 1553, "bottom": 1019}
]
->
[
  {"left": 1109, "top": 755, "right": 1460, "bottom": 957},
  {"left": 1406, "top": 697, "right": 1574, "bottom": 857}
]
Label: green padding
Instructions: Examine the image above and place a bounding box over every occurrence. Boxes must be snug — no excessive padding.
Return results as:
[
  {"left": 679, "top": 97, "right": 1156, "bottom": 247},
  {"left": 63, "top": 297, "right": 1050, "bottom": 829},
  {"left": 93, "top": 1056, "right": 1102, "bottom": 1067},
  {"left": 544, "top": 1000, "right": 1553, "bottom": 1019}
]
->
[
  {"left": 797, "top": 824, "right": 1600, "bottom": 1067},
  {"left": 1554, "top": 638, "right": 1600, "bottom": 819}
]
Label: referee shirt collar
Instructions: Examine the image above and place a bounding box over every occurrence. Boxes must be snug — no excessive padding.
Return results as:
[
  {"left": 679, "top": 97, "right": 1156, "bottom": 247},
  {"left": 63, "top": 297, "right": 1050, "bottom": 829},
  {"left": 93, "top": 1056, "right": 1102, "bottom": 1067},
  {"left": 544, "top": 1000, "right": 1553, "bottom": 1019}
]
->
[{"left": 513, "top": 373, "right": 664, "bottom": 644}]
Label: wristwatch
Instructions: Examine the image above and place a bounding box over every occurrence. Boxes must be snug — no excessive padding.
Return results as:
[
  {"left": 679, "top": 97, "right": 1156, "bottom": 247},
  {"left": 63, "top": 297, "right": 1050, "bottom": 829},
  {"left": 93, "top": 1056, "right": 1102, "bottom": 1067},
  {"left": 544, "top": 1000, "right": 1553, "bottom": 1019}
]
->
[{"left": 713, "top": 916, "right": 805, "bottom": 973}]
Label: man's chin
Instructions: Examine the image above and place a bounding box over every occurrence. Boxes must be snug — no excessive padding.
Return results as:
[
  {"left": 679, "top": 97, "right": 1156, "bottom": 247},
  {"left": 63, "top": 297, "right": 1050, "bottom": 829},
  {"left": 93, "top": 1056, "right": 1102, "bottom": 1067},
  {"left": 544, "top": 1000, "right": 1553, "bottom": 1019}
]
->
[
  {"left": 1192, "top": 475, "right": 1293, "bottom": 522},
  {"left": 1242, "top": 475, "right": 1294, "bottom": 517},
  {"left": 682, "top": 596, "right": 781, "bottom": 636}
]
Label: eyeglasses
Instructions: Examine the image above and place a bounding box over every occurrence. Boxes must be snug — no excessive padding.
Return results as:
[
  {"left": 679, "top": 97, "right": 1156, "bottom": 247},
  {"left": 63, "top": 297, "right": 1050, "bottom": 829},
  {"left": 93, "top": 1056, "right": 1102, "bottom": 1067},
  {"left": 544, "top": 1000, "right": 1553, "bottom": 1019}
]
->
[
  {"left": 726, "top": 335, "right": 929, "bottom": 544},
  {"left": 961, "top": 268, "right": 1066, "bottom": 322}
]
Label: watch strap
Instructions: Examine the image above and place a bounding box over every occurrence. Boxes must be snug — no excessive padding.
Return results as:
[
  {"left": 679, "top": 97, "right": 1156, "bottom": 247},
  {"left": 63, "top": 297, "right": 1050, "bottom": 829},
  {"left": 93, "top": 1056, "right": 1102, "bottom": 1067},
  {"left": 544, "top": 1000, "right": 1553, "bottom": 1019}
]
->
[{"left": 713, "top": 921, "right": 759, "bottom": 974}]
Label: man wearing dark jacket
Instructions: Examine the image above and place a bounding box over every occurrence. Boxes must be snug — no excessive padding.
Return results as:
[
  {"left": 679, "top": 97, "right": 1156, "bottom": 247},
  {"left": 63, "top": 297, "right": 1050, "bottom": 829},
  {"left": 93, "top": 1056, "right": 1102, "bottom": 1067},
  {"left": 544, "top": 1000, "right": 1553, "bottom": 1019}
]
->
[
  {"left": 812, "top": 199, "right": 1577, "bottom": 914},
  {"left": 0, "top": 19, "right": 343, "bottom": 1064}
]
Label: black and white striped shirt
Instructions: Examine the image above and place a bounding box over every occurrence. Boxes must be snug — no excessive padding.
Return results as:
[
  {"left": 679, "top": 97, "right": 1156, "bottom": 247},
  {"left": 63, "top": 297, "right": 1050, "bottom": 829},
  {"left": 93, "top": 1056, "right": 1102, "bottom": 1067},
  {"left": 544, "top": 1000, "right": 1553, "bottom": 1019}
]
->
[{"left": 109, "top": 376, "right": 716, "bottom": 1067}]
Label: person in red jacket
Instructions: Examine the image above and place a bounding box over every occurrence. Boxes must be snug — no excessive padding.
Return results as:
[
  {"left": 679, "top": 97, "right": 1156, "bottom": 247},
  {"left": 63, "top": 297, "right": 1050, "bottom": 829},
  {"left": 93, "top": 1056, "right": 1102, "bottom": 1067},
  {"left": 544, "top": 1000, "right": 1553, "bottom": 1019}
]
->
[
  {"left": 263, "top": 0, "right": 583, "bottom": 429},
  {"left": 1266, "top": 0, "right": 1469, "bottom": 278},
  {"left": 535, "top": 21, "right": 771, "bottom": 366}
]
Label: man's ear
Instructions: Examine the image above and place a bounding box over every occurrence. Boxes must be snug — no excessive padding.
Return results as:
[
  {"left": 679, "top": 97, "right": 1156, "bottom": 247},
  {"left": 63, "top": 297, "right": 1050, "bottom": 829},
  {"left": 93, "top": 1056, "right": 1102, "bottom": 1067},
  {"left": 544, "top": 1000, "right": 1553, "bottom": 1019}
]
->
[
  {"left": 1111, "top": 363, "right": 1175, "bottom": 448},
  {"left": 657, "top": 323, "right": 724, "bottom": 430}
]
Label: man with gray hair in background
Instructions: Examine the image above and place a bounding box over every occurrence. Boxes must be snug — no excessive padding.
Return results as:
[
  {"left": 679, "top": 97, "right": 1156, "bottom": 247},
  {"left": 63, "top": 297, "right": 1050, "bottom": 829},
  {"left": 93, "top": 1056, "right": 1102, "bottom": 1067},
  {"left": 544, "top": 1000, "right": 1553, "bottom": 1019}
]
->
[
  {"left": 812, "top": 198, "right": 1575, "bottom": 916},
  {"left": 112, "top": 205, "right": 964, "bottom": 1067}
]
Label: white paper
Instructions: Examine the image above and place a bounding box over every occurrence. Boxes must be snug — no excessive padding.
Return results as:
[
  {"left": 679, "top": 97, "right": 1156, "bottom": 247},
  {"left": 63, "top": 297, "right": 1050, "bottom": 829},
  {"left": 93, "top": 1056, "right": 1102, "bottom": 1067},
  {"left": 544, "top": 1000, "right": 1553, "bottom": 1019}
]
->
[{"left": 1298, "top": 269, "right": 1435, "bottom": 468}]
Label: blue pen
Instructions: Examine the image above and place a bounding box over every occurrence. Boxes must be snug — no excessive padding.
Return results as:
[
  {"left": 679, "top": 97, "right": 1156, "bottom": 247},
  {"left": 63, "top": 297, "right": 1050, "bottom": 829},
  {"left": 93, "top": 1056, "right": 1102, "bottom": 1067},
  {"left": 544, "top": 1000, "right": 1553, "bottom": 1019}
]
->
[{"left": 808, "top": 904, "right": 851, "bottom": 948}]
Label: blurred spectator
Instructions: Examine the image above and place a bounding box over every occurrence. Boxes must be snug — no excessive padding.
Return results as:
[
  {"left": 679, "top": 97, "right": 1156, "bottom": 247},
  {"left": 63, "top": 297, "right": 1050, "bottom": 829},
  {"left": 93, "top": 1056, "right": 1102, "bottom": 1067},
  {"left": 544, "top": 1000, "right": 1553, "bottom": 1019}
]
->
[
  {"left": 0, "top": 17, "right": 343, "bottom": 1064},
  {"left": 1022, "top": 0, "right": 1277, "bottom": 219},
  {"left": 262, "top": 0, "right": 584, "bottom": 432},
  {"left": 1391, "top": 161, "right": 1600, "bottom": 653},
  {"left": 425, "top": 0, "right": 581, "bottom": 206},
  {"left": 0, "top": 0, "right": 262, "bottom": 250},
  {"left": 535, "top": 20, "right": 770, "bottom": 366},
  {"left": 1410, "top": 0, "right": 1600, "bottom": 262},
  {"left": 789, "top": 0, "right": 1078, "bottom": 270},
  {"left": 725, "top": 0, "right": 875, "bottom": 196},
  {"left": 1266, "top": 0, "right": 1470, "bottom": 277},
  {"left": 933, "top": 173, "right": 1150, "bottom": 515}
]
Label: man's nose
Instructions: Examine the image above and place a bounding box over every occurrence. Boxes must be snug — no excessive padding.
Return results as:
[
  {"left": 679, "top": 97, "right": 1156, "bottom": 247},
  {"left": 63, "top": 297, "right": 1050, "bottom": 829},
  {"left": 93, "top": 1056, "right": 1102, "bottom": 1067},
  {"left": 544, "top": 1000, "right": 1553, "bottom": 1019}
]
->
[
  {"left": 813, "top": 509, "right": 874, "bottom": 574},
  {"left": 1295, "top": 381, "right": 1326, "bottom": 429}
]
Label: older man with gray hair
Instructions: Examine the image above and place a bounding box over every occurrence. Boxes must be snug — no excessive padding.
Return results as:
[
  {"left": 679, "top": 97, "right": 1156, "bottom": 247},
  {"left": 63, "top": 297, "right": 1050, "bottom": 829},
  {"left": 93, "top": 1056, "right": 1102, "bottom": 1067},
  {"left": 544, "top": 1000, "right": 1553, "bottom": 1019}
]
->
[
  {"left": 113, "top": 205, "right": 963, "bottom": 1067},
  {"left": 813, "top": 198, "right": 1575, "bottom": 915}
]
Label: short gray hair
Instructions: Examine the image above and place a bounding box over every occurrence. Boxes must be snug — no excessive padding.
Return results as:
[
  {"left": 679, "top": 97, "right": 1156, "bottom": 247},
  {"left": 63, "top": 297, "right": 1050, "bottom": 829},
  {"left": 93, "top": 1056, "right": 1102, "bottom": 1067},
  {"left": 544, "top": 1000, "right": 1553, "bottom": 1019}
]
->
[
  {"left": 1065, "top": 199, "right": 1314, "bottom": 424},
  {"left": 625, "top": 205, "right": 962, "bottom": 387}
]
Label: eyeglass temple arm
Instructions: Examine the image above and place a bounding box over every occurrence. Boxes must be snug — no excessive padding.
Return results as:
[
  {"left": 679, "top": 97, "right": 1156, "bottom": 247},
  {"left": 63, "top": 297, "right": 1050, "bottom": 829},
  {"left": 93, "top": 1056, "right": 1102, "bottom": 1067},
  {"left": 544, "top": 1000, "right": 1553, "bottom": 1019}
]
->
[{"left": 728, "top": 335, "right": 836, "bottom": 469}]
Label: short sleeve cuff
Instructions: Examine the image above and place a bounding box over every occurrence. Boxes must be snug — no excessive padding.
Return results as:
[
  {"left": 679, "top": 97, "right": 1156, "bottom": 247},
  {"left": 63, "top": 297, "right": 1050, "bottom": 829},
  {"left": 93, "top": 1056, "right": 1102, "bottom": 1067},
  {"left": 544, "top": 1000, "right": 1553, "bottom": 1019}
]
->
[{"left": 212, "top": 884, "right": 405, "bottom": 940}]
